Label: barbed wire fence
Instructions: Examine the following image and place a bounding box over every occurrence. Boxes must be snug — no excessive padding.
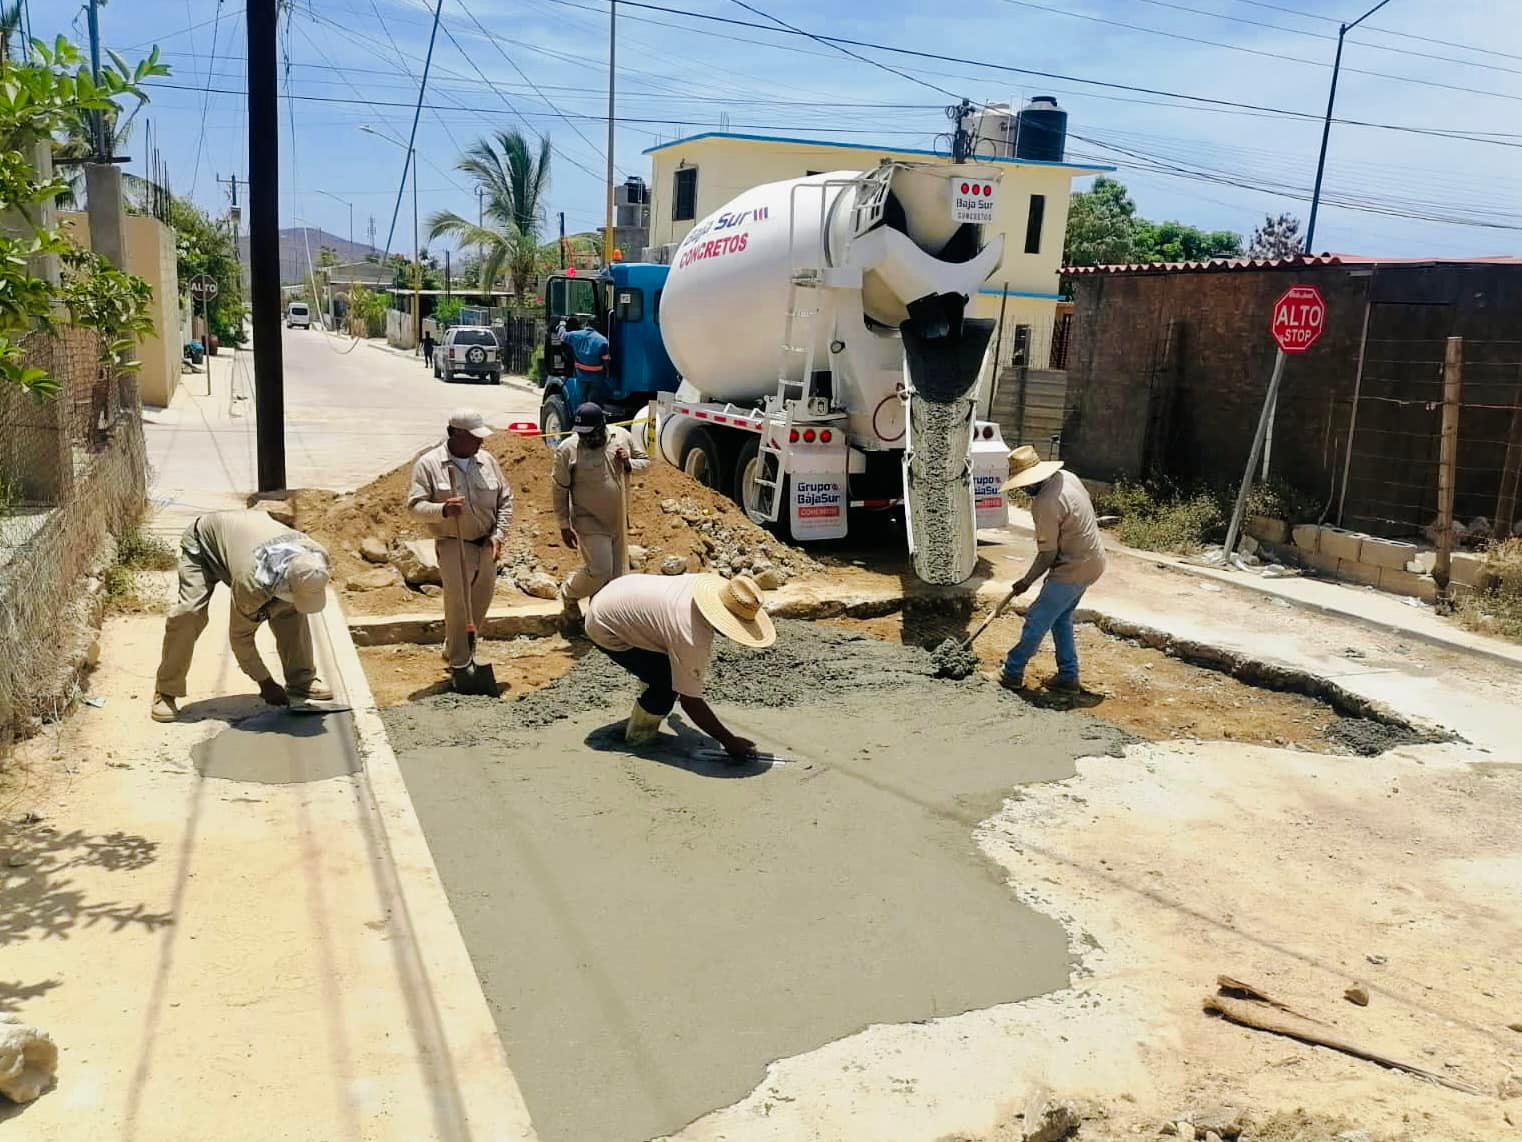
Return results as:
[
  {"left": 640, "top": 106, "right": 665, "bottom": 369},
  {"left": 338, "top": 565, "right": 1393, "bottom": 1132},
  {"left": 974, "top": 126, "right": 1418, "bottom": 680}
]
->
[{"left": 0, "top": 327, "right": 147, "bottom": 749}]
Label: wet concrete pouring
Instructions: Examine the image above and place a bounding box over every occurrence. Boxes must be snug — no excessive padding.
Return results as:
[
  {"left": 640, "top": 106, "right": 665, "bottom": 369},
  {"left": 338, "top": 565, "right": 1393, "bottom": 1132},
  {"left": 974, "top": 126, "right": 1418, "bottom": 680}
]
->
[{"left": 381, "top": 622, "right": 1130, "bottom": 1142}]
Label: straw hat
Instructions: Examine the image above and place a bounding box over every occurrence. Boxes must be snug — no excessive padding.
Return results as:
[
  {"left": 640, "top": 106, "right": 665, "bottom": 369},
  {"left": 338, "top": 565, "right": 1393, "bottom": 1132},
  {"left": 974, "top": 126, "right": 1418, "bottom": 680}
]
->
[
  {"left": 693, "top": 573, "right": 776, "bottom": 648},
  {"left": 284, "top": 552, "right": 331, "bottom": 614},
  {"left": 1001, "top": 444, "right": 1065, "bottom": 492}
]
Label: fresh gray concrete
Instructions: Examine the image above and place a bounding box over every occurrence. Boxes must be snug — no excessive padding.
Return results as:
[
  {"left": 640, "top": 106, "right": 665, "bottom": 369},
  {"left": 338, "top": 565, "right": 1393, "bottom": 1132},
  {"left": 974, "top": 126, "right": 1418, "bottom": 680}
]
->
[
  {"left": 190, "top": 708, "right": 358, "bottom": 784},
  {"left": 384, "top": 624, "right": 1129, "bottom": 1142},
  {"left": 143, "top": 328, "right": 540, "bottom": 535}
]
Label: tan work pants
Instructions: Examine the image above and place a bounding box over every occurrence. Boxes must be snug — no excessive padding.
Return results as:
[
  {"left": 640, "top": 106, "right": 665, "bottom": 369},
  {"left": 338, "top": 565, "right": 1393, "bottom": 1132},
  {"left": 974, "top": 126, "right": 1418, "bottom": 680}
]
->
[
  {"left": 155, "top": 531, "right": 315, "bottom": 697},
  {"left": 562, "top": 532, "right": 622, "bottom": 601},
  {"left": 438, "top": 536, "right": 496, "bottom": 668}
]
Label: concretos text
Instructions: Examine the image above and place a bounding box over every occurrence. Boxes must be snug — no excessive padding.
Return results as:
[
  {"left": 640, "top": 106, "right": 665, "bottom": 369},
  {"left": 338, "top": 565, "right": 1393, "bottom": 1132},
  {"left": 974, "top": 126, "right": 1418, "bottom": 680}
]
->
[{"left": 678, "top": 231, "right": 749, "bottom": 269}]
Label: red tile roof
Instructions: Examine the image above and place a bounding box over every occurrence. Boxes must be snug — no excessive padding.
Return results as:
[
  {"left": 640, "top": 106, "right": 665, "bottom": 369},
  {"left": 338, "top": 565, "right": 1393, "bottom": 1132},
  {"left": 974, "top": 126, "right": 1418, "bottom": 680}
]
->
[{"left": 1063, "top": 253, "right": 1522, "bottom": 275}]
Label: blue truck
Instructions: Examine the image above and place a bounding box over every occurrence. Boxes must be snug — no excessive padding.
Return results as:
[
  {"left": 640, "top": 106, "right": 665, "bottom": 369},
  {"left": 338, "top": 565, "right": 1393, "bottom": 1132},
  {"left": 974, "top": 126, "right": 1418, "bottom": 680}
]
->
[{"left": 539, "top": 262, "right": 680, "bottom": 438}]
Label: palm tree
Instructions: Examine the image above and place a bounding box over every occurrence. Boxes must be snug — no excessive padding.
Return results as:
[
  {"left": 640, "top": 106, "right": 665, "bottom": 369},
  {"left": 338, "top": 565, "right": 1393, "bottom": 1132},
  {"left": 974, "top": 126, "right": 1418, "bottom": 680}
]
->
[
  {"left": 427, "top": 129, "right": 551, "bottom": 305},
  {"left": 0, "top": 1, "right": 24, "bottom": 62}
]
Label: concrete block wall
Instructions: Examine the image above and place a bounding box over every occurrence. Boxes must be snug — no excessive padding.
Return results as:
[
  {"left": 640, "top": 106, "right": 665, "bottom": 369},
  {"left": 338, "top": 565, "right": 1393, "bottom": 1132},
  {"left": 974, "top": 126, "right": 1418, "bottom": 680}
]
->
[{"left": 1289, "top": 523, "right": 1439, "bottom": 601}]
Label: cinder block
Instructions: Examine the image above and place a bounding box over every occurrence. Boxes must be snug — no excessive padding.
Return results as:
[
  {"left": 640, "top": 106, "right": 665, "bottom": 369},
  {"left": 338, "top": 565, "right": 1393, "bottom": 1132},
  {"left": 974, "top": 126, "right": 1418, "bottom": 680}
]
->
[
  {"left": 1360, "top": 535, "right": 1419, "bottom": 571},
  {"left": 1247, "top": 515, "right": 1290, "bottom": 545},
  {"left": 1406, "top": 550, "right": 1437, "bottom": 574},
  {"left": 1379, "top": 566, "right": 1437, "bottom": 600},
  {"left": 1336, "top": 558, "right": 1382, "bottom": 587},
  {"left": 1291, "top": 524, "right": 1321, "bottom": 554},
  {"left": 1320, "top": 527, "right": 1364, "bottom": 563},
  {"left": 1449, "top": 552, "right": 1494, "bottom": 589}
]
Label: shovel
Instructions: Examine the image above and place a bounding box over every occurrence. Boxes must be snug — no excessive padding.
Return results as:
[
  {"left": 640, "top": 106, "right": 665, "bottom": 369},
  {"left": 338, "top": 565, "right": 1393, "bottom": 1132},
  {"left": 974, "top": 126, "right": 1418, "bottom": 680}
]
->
[
  {"left": 957, "top": 583, "right": 1022, "bottom": 653},
  {"left": 447, "top": 469, "right": 499, "bottom": 696},
  {"left": 929, "top": 583, "right": 1021, "bottom": 679}
]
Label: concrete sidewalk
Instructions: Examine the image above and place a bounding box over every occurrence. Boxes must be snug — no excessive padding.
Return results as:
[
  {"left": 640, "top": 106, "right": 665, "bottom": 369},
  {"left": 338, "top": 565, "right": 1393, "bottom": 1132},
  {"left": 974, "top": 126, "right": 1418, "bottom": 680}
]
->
[{"left": 3, "top": 589, "right": 535, "bottom": 1140}]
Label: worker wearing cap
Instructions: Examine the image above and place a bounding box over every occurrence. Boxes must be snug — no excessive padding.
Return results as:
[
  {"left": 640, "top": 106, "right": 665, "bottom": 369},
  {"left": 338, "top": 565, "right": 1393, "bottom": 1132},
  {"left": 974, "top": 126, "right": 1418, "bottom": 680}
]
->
[
  {"left": 583, "top": 572, "right": 775, "bottom": 761},
  {"left": 561, "top": 316, "right": 612, "bottom": 408},
  {"left": 998, "top": 446, "right": 1107, "bottom": 694},
  {"left": 151, "top": 510, "right": 334, "bottom": 721},
  {"left": 553, "top": 402, "right": 648, "bottom": 618},
  {"left": 406, "top": 409, "right": 514, "bottom": 673}
]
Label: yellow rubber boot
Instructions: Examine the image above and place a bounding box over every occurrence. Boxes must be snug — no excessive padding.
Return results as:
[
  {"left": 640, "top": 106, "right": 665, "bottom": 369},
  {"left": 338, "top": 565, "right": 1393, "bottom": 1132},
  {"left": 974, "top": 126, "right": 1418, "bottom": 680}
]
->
[{"left": 625, "top": 702, "right": 664, "bottom": 745}]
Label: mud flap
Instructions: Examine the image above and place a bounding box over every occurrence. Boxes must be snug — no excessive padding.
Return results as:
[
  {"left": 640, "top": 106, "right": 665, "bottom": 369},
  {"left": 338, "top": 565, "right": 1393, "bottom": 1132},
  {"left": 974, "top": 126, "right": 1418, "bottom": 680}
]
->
[{"left": 901, "top": 310, "right": 995, "bottom": 586}]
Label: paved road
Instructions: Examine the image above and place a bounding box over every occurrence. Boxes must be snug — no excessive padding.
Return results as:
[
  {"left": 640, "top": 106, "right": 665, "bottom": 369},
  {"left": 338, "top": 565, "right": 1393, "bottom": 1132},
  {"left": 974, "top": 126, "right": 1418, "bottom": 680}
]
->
[{"left": 144, "top": 329, "right": 541, "bottom": 533}]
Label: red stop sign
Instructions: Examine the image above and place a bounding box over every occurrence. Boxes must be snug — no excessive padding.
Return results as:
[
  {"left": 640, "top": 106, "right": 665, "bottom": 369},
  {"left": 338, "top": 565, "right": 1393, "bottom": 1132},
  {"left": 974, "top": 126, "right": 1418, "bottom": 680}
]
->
[{"left": 1271, "top": 284, "right": 1325, "bottom": 353}]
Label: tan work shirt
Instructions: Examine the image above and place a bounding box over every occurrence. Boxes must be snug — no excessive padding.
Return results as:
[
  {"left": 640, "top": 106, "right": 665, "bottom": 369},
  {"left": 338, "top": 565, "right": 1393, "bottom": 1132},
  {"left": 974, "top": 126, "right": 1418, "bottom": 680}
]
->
[
  {"left": 1032, "top": 469, "right": 1106, "bottom": 585},
  {"left": 583, "top": 574, "right": 715, "bottom": 697},
  {"left": 407, "top": 442, "right": 514, "bottom": 543},
  {"left": 551, "top": 425, "right": 649, "bottom": 537},
  {"left": 192, "top": 510, "right": 328, "bottom": 682}
]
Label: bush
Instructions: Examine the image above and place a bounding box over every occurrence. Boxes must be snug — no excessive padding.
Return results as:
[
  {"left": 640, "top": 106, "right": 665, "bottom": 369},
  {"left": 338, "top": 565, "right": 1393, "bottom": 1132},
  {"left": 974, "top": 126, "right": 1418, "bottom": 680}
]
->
[
  {"left": 102, "top": 521, "right": 176, "bottom": 612},
  {"left": 1093, "top": 478, "right": 1224, "bottom": 553},
  {"left": 1244, "top": 478, "right": 1321, "bottom": 525},
  {"left": 1456, "top": 539, "right": 1522, "bottom": 643}
]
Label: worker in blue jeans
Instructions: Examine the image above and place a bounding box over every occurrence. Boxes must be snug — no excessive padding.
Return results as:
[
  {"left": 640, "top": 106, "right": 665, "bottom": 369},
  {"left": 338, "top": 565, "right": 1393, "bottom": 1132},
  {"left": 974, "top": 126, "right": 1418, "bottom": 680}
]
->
[{"left": 998, "top": 446, "right": 1107, "bottom": 694}]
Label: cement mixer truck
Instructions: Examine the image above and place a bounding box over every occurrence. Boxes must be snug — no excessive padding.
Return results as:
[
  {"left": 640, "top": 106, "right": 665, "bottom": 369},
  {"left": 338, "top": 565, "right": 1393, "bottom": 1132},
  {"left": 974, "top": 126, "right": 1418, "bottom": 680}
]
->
[{"left": 537, "top": 160, "right": 1012, "bottom": 585}]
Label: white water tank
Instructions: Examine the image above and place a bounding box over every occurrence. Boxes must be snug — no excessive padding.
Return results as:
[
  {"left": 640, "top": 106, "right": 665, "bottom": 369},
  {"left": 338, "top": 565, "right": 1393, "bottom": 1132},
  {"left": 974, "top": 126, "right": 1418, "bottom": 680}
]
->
[{"left": 658, "top": 165, "right": 1001, "bottom": 407}]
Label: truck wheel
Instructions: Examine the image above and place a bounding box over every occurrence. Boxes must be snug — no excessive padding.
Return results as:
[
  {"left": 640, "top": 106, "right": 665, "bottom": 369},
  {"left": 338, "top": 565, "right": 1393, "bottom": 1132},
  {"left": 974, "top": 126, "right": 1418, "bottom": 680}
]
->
[
  {"left": 733, "top": 436, "right": 795, "bottom": 541},
  {"left": 540, "top": 392, "right": 570, "bottom": 446},
  {"left": 680, "top": 428, "right": 726, "bottom": 495}
]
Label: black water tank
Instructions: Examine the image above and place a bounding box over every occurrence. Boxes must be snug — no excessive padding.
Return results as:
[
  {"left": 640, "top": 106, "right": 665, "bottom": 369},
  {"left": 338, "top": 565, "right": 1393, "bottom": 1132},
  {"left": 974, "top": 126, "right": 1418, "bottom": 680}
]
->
[{"left": 1015, "top": 96, "right": 1067, "bottom": 162}]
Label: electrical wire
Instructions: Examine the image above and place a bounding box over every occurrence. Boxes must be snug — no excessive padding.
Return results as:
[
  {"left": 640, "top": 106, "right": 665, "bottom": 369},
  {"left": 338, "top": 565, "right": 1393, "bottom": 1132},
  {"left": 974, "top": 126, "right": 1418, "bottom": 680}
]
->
[
  {"left": 188, "top": 0, "right": 226, "bottom": 195},
  {"left": 1224, "top": 0, "right": 1522, "bottom": 63},
  {"left": 380, "top": 0, "right": 443, "bottom": 262}
]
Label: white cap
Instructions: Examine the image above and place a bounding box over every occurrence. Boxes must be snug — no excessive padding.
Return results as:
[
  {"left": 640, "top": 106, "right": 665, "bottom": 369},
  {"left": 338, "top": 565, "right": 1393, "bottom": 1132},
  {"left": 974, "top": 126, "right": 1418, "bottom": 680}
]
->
[
  {"left": 284, "top": 552, "right": 330, "bottom": 615},
  {"left": 448, "top": 408, "right": 492, "bottom": 439}
]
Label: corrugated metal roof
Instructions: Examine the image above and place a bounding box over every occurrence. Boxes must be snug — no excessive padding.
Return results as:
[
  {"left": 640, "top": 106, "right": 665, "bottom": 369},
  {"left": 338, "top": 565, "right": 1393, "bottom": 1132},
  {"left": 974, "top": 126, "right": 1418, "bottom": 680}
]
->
[{"left": 1065, "top": 253, "right": 1522, "bottom": 275}]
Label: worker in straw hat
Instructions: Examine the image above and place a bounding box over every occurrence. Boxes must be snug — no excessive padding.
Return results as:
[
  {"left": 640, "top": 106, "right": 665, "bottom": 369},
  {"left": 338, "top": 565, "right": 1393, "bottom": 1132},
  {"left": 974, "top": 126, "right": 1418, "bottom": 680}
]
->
[
  {"left": 583, "top": 572, "right": 776, "bottom": 760},
  {"left": 552, "top": 401, "right": 648, "bottom": 621},
  {"left": 151, "top": 509, "right": 334, "bottom": 721},
  {"left": 997, "top": 445, "right": 1107, "bottom": 694}
]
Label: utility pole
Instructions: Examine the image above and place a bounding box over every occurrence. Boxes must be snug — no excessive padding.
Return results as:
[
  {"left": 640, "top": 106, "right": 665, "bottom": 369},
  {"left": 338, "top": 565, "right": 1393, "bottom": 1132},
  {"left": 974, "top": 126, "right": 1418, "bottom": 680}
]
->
[
  {"left": 1304, "top": 0, "right": 1394, "bottom": 253},
  {"left": 86, "top": 0, "right": 105, "bottom": 157},
  {"left": 948, "top": 99, "right": 974, "bottom": 163},
  {"left": 411, "top": 147, "right": 421, "bottom": 345},
  {"left": 604, "top": 0, "right": 616, "bottom": 266},
  {"left": 247, "top": 0, "right": 285, "bottom": 492},
  {"left": 559, "top": 211, "right": 566, "bottom": 270},
  {"left": 217, "top": 173, "right": 242, "bottom": 290},
  {"left": 367, "top": 214, "right": 376, "bottom": 251},
  {"left": 444, "top": 248, "right": 451, "bottom": 301}
]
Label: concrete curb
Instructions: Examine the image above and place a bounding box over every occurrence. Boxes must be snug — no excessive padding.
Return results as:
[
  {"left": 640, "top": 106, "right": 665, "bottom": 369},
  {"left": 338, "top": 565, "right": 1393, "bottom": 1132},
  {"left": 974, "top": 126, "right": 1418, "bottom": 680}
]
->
[{"left": 315, "top": 596, "right": 540, "bottom": 1140}]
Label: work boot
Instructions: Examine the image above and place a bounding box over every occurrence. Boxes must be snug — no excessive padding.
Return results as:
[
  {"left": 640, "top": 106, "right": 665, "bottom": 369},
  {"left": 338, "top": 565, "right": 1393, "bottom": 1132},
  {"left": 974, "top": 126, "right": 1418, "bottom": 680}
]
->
[
  {"left": 1043, "top": 675, "right": 1081, "bottom": 695},
  {"left": 150, "top": 693, "right": 179, "bottom": 723},
  {"left": 625, "top": 702, "right": 664, "bottom": 745},
  {"left": 288, "top": 678, "right": 334, "bottom": 702},
  {"left": 997, "top": 672, "right": 1025, "bottom": 693}
]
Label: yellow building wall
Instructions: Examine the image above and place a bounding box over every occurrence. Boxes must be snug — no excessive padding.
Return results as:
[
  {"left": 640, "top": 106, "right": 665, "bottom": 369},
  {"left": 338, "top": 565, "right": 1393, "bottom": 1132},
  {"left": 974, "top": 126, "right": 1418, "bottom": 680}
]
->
[
  {"left": 59, "top": 211, "right": 182, "bottom": 407},
  {"left": 645, "top": 135, "right": 1103, "bottom": 333}
]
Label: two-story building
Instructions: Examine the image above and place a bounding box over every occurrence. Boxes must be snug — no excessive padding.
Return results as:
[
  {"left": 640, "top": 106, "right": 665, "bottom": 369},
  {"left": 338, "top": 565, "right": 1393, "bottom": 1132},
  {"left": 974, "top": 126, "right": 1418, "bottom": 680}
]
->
[{"left": 640, "top": 126, "right": 1112, "bottom": 375}]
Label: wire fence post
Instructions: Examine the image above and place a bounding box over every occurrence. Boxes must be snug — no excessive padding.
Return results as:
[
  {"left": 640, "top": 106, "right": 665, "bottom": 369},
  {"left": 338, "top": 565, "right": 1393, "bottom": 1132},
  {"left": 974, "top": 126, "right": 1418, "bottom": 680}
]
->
[
  {"left": 1223, "top": 348, "right": 1288, "bottom": 558},
  {"left": 1433, "top": 336, "right": 1463, "bottom": 591},
  {"left": 1496, "top": 362, "right": 1522, "bottom": 535}
]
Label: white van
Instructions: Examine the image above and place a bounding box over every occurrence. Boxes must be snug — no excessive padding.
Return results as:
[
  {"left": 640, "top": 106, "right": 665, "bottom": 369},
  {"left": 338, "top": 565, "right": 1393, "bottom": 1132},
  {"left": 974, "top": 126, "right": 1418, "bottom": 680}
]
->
[{"left": 286, "top": 302, "right": 311, "bottom": 330}]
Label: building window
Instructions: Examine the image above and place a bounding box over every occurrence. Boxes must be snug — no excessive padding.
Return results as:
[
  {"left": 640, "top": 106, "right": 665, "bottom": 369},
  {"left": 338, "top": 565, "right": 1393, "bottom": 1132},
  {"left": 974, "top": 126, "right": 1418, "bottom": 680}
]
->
[
  {"left": 673, "top": 167, "right": 698, "bottom": 221},
  {"left": 1024, "top": 194, "right": 1045, "bottom": 255}
]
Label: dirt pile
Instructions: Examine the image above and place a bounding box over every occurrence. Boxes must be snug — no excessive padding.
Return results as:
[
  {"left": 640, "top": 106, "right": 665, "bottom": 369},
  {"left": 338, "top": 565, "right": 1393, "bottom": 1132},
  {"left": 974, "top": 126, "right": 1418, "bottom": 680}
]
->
[{"left": 292, "top": 431, "right": 817, "bottom": 610}]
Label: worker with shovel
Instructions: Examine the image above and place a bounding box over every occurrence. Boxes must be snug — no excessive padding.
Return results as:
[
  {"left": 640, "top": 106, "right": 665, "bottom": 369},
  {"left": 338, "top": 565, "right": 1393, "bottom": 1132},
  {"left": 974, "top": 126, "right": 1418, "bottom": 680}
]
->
[
  {"left": 583, "top": 572, "right": 775, "bottom": 760},
  {"left": 406, "top": 409, "right": 514, "bottom": 691},
  {"left": 997, "top": 445, "right": 1106, "bottom": 694},
  {"left": 151, "top": 510, "right": 334, "bottom": 721},
  {"left": 552, "top": 402, "right": 648, "bottom": 622}
]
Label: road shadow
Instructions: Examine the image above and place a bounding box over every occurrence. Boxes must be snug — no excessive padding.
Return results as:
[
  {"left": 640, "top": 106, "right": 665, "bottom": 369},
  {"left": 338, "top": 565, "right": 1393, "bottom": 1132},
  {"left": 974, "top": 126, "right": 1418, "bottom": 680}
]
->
[
  {"left": 0, "top": 977, "right": 62, "bottom": 1014},
  {"left": 1010, "top": 685, "right": 1106, "bottom": 711},
  {"left": 173, "top": 693, "right": 278, "bottom": 724},
  {"left": 0, "top": 818, "right": 172, "bottom": 950},
  {"left": 582, "top": 716, "right": 777, "bottom": 778}
]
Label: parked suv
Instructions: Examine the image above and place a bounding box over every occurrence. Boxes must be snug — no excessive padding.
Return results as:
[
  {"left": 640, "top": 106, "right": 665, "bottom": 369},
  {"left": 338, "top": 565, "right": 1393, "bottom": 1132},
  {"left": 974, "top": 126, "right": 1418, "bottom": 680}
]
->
[
  {"left": 286, "top": 301, "right": 311, "bottom": 330},
  {"left": 435, "top": 326, "right": 501, "bottom": 384}
]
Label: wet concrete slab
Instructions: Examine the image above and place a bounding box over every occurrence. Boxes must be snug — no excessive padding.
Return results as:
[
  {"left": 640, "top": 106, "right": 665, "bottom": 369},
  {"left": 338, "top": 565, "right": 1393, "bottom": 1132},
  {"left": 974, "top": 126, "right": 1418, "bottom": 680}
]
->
[
  {"left": 383, "top": 624, "right": 1128, "bottom": 1142},
  {"left": 191, "top": 709, "right": 359, "bottom": 784}
]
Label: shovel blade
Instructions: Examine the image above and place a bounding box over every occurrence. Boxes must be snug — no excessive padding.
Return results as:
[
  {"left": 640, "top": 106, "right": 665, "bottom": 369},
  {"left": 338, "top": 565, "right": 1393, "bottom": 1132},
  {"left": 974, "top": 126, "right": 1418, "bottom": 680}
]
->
[{"left": 451, "top": 661, "right": 499, "bottom": 696}]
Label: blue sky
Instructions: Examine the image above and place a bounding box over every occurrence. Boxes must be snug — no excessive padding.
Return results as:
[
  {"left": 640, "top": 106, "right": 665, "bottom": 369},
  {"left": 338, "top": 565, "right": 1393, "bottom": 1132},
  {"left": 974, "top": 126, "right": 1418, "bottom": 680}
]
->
[{"left": 33, "top": 0, "right": 1522, "bottom": 260}]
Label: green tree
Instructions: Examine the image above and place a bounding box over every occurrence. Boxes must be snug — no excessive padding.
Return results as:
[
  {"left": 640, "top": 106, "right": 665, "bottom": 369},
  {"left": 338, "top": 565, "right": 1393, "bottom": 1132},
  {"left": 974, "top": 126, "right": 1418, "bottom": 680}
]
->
[
  {"left": 1063, "top": 176, "right": 1138, "bottom": 269},
  {"left": 0, "top": 35, "right": 164, "bottom": 395},
  {"left": 1132, "top": 219, "right": 1242, "bottom": 263},
  {"left": 168, "top": 194, "right": 245, "bottom": 345},
  {"left": 1247, "top": 212, "right": 1304, "bottom": 258},
  {"left": 427, "top": 128, "right": 551, "bottom": 306}
]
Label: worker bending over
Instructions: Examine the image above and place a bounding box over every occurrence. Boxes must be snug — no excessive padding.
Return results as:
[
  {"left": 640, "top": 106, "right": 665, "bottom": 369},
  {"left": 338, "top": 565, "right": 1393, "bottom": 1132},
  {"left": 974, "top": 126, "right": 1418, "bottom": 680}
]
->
[
  {"left": 152, "top": 510, "right": 333, "bottom": 722},
  {"left": 406, "top": 409, "right": 514, "bottom": 675},
  {"left": 553, "top": 402, "right": 648, "bottom": 618},
  {"left": 562, "top": 316, "right": 612, "bottom": 407},
  {"left": 998, "top": 446, "right": 1107, "bottom": 693},
  {"left": 583, "top": 572, "right": 775, "bottom": 760}
]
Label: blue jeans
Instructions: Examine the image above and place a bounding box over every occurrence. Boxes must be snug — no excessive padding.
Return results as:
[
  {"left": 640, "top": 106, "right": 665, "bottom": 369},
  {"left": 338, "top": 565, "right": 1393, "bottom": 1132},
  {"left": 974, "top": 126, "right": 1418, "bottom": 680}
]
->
[{"left": 1002, "top": 579, "right": 1089, "bottom": 683}]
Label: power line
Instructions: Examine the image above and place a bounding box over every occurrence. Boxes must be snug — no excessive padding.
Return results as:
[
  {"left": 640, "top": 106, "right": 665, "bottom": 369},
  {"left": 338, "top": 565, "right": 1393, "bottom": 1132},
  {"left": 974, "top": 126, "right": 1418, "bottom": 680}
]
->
[
  {"left": 188, "top": 0, "right": 227, "bottom": 195},
  {"left": 380, "top": 0, "right": 443, "bottom": 261},
  {"left": 1223, "top": 0, "right": 1522, "bottom": 63}
]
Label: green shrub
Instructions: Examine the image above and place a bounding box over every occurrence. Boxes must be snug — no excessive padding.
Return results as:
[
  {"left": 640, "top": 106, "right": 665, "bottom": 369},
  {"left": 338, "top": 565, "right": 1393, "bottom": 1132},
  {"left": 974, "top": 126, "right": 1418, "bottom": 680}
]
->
[
  {"left": 1244, "top": 478, "right": 1321, "bottom": 525},
  {"left": 115, "top": 522, "right": 176, "bottom": 571},
  {"left": 1457, "top": 539, "right": 1522, "bottom": 643},
  {"left": 1092, "top": 478, "right": 1224, "bottom": 553}
]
